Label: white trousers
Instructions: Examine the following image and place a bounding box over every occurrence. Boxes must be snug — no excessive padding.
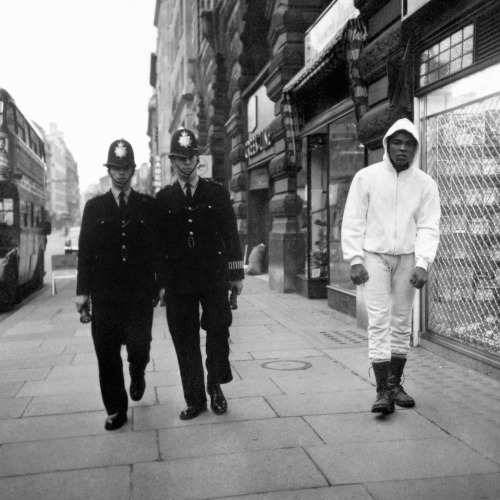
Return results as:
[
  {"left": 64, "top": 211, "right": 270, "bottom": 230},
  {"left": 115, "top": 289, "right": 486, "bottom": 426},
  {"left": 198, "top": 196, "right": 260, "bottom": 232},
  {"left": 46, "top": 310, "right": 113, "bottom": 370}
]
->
[{"left": 361, "top": 252, "right": 416, "bottom": 361}]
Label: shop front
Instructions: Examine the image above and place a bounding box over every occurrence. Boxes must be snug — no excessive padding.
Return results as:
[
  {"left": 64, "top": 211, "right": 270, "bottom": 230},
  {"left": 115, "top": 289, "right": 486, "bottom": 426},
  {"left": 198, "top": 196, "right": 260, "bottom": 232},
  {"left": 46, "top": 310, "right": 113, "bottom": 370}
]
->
[
  {"left": 296, "top": 102, "right": 365, "bottom": 307},
  {"left": 245, "top": 85, "right": 275, "bottom": 272},
  {"left": 282, "top": 0, "right": 367, "bottom": 311},
  {"left": 408, "top": 0, "right": 500, "bottom": 368}
]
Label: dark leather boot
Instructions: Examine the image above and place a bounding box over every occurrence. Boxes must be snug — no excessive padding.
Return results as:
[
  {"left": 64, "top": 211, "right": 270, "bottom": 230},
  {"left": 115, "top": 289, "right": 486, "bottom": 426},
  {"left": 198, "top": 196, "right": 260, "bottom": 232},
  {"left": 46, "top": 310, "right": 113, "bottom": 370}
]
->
[
  {"left": 371, "top": 361, "right": 395, "bottom": 414},
  {"left": 389, "top": 356, "right": 415, "bottom": 407}
]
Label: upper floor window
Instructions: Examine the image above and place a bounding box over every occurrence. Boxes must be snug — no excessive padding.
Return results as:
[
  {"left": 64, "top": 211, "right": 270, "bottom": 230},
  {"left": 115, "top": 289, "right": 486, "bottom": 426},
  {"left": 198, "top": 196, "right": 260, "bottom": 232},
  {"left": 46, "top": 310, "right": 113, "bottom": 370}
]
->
[{"left": 419, "top": 24, "right": 474, "bottom": 88}]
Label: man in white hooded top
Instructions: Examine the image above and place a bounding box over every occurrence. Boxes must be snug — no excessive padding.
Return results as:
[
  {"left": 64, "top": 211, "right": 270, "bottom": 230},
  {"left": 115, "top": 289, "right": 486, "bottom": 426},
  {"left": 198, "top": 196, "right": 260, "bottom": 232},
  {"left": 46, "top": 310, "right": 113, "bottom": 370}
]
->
[{"left": 342, "top": 118, "right": 440, "bottom": 415}]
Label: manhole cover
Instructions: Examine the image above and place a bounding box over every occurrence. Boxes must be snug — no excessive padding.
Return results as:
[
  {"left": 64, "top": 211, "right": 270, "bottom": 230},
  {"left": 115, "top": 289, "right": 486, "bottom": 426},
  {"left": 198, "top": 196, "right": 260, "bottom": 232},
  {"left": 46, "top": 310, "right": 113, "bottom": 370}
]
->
[{"left": 260, "top": 360, "right": 312, "bottom": 371}]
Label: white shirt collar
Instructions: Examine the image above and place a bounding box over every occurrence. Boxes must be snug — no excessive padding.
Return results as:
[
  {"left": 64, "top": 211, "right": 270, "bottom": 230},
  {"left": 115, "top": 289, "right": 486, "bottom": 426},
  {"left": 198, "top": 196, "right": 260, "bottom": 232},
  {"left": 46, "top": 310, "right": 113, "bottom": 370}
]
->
[
  {"left": 111, "top": 187, "right": 131, "bottom": 205},
  {"left": 179, "top": 175, "right": 199, "bottom": 191}
]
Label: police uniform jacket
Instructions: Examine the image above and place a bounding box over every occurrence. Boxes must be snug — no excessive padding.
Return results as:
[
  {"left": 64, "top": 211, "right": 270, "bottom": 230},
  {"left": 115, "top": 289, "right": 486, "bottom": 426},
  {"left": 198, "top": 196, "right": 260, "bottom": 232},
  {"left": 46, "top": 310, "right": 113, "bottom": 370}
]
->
[
  {"left": 76, "top": 190, "right": 159, "bottom": 303},
  {"left": 156, "top": 178, "right": 244, "bottom": 295}
]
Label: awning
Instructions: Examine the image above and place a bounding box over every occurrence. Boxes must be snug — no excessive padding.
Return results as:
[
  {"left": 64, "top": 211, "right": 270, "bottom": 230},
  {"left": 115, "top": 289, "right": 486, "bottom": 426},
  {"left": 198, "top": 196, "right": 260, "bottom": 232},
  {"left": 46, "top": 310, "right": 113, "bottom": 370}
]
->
[
  {"left": 281, "top": 17, "right": 368, "bottom": 165},
  {"left": 283, "top": 28, "right": 345, "bottom": 94}
]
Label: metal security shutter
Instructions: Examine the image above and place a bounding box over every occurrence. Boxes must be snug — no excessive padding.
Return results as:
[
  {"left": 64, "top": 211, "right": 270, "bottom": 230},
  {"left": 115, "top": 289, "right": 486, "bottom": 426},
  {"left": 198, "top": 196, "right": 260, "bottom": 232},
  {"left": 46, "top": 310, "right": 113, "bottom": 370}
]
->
[{"left": 476, "top": 4, "right": 500, "bottom": 64}]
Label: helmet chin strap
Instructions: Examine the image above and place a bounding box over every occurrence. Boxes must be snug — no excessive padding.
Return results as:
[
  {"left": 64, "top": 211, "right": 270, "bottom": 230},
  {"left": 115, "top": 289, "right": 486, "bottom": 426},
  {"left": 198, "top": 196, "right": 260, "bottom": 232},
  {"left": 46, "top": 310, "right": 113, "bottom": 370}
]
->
[
  {"left": 178, "top": 158, "right": 199, "bottom": 179},
  {"left": 110, "top": 168, "right": 135, "bottom": 188}
]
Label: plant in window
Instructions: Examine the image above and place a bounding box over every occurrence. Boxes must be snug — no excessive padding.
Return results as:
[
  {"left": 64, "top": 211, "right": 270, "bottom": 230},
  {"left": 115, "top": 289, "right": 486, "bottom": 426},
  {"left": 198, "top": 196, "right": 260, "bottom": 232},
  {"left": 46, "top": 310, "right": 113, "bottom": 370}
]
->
[{"left": 311, "top": 219, "right": 328, "bottom": 278}]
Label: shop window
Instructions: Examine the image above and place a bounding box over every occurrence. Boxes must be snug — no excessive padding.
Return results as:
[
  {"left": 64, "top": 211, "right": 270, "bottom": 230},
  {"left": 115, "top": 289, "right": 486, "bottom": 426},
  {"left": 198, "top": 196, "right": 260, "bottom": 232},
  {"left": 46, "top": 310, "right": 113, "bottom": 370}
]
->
[
  {"left": 328, "top": 112, "right": 365, "bottom": 292},
  {"left": 421, "top": 63, "right": 500, "bottom": 356},
  {"left": 307, "top": 134, "right": 329, "bottom": 281},
  {"left": 419, "top": 24, "right": 474, "bottom": 88}
]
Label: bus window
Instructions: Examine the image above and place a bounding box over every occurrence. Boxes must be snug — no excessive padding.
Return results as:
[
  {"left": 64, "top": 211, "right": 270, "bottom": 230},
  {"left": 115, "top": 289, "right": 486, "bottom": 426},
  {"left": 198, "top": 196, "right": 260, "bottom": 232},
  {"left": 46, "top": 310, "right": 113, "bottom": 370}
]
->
[
  {"left": 16, "top": 114, "right": 27, "bottom": 142},
  {"left": 35, "top": 205, "right": 41, "bottom": 226},
  {"left": 29, "top": 202, "right": 34, "bottom": 227},
  {"left": 6, "top": 103, "right": 16, "bottom": 134},
  {"left": 20, "top": 200, "right": 27, "bottom": 227},
  {"left": 29, "top": 128, "right": 39, "bottom": 156},
  {"left": 0, "top": 198, "right": 14, "bottom": 226}
]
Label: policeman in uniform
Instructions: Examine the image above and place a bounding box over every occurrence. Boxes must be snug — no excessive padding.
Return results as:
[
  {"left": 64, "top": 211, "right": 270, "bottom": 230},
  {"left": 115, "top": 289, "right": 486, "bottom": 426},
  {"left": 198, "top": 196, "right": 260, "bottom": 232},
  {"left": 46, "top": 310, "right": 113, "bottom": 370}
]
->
[
  {"left": 76, "top": 139, "right": 159, "bottom": 431},
  {"left": 156, "top": 128, "right": 244, "bottom": 420}
]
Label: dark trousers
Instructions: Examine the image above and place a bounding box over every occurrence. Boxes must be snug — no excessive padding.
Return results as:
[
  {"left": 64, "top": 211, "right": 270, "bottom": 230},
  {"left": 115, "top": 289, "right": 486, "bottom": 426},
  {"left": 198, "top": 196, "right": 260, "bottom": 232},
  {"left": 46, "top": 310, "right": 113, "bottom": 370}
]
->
[
  {"left": 91, "top": 300, "right": 153, "bottom": 415},
  {"left": 165, "top": 288, "right": 233, "bottom": 406}
]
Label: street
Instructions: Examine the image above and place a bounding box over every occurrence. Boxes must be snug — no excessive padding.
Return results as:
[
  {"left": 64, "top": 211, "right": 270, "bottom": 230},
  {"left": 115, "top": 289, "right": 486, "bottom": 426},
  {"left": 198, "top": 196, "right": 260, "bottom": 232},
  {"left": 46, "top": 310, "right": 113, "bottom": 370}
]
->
[{"left": 0, "top": 253, "right": 499, "bottom": 499}]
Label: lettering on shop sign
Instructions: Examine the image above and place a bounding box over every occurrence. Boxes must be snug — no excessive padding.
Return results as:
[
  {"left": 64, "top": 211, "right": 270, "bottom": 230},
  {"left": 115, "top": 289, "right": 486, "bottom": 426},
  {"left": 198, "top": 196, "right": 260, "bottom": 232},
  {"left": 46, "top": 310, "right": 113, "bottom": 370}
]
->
[{"left": 245, "top": 127, "right": 272, "bottom": 159}]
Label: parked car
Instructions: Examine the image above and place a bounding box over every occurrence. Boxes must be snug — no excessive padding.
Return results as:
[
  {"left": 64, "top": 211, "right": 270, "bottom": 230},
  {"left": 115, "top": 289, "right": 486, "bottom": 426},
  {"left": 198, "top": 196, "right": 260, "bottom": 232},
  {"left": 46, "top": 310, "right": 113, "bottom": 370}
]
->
[{"left": 64, "top": 226, "right": 81, "bottom": 254}]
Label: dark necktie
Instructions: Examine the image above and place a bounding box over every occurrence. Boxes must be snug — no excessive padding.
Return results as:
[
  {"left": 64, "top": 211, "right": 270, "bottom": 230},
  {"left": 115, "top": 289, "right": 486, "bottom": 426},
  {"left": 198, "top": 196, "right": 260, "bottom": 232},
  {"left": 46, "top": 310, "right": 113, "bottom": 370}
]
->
[
  {"left": 185, "top": 183, "right": 192, "bottom": 201},
  {"left": 118, "top": 192, "right": 126, "bottom": 212}
]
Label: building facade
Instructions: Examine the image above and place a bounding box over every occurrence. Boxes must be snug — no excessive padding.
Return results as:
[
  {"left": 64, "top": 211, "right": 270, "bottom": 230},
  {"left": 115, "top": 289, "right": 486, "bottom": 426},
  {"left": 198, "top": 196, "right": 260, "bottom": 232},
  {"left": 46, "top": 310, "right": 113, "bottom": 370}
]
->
[
  {"left": 150, "top": 0, "right": 500, "bottom": 373},
  {"left": 44, "top": 123, "right": 80, "bottom": 229},
  {"left": 400, "top": 0, "right": 500, "bottom": 371}
]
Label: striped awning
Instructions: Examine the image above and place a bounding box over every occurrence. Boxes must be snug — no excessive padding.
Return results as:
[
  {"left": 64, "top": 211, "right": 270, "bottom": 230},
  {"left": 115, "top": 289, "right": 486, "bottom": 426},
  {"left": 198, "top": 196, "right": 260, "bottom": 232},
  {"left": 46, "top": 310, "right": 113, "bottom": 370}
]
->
[
  {"left": 284, "top": 16, "right": 355, "bottom": 94},
  {"left": 281, "top": 17, "right": 368, "bottom": 166}
]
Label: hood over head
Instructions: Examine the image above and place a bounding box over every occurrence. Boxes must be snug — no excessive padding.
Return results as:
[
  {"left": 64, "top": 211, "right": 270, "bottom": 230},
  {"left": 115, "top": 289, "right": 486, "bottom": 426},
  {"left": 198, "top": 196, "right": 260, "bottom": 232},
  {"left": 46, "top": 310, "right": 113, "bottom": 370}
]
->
[{"left": 382, "top": 118, "right": 420, "bottom": 169}]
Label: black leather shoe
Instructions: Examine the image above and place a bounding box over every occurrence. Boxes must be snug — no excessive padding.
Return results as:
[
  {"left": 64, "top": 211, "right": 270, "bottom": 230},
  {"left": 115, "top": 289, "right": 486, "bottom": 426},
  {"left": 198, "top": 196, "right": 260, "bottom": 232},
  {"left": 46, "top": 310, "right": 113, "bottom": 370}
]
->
[
  {"left": 179, "top": 403, "right": 207, "bottom": 420},
  {"left": 104, "top": 412, "right": 127, "bottom": 431},
  {"left": 130, "top": 376, "right": 146, "bottom": 401},
  {"left": 208, "top": 384, "right": 227, "bottom": 415}
]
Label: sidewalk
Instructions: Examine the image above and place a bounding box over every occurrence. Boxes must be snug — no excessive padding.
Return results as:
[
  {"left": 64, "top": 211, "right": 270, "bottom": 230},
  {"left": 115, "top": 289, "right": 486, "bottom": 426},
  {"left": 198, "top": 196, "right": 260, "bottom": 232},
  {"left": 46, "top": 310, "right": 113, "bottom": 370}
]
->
[{"left": 0, "top": 275, "right": 499, "bottom": 500}]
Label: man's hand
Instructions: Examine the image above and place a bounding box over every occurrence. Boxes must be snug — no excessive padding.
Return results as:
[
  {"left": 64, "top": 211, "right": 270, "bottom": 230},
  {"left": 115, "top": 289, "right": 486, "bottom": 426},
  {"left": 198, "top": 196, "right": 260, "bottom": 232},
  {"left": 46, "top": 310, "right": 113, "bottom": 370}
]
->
[
  {"left": 230, "top": 280, "right": 243, "bottom": 295},
  {"left": 158, "top": 288, "right": 166, "bottom": 306},
  {"left": 75, "top": 295, "right": 89, "bottom": 313},
  {"left": 410, "top": 266, "right": 427, "bottom": 289},
  {"left": 350, "top": 264, "right": 369, "bottom": 285}
]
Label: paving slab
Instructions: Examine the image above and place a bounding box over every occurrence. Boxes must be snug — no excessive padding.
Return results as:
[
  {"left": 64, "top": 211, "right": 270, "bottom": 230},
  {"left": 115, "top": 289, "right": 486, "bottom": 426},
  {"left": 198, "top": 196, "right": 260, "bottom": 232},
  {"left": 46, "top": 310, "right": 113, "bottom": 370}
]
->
[
  {"left": 2, "top": 353, "right": 75, "bottom": 369},
  {"left": 17, "top": 375, "right": 99, "bottom": 397},
  {"left": 0, "top": 381, "right": 23, "bottom": 398},
  {"left": 23, "top": 391, "right": 103, "bottom": 416},
  {"left": 222, "top": 485, "right": 374, "bottom": 500},
  {"left": 267, "top": 389, "right": 383, "bottom": 416},
  {"left": 306, "top": 438, "right": 500, "bottom": 485},
  {"left": 0, "top": 466, "right": 131, "bottom": 500},
  {"left": 230, "top": 340, "right": 314, "bottom": 352},
  {"left": 2, "top": 320, "right": 54, "bottom": 337},
  {"left": 270, "top": 371, "right": 371, "bottom": 393},
  {"left": 364, "top": 472, "right": 500, "bottom": 500},
  {"left": 232, "top": 356, "right": 367, "bottom": 382},
  {"left": 0, "top": 340, "right": 42, "bottom": 351},
  {"left": 0, "top": 346, "right": 64, "bottom": 361},
  {"left": 0, "top": 430, "right": 159, "bottom": 477},
  {"left": 0, "top": 367, "right": 50, "bottom": 382},
  {"left": 0, "top": 411, "right": 108, "bottom": 443},
  {"left": 305, "top": 410, "right": 445, "bottom": 443},
  {"left": 131, "top": 448, "right": 327, "bottom": 500},
  {"left": 0, "top": 397, "right": 31, "bottom": 419},
  {"left": 158, "top": 416, "right": 323, "bottom": 459},
  {"left": 134, "top": 396, "right": 277, "bottom": 431},
  {"left": 249, "top": 349, "right": 326, "bottom": 359}
]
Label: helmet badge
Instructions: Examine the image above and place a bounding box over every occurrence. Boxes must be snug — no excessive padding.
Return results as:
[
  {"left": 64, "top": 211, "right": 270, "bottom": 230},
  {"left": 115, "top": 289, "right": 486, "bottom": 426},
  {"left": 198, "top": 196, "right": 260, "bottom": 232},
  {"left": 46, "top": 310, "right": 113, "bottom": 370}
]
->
[
  {"left": 114, "top": 142, "right": 127, "bottom": 158},
  {"left": 178, "top": 131, "right": 192, "bottom": 149}
]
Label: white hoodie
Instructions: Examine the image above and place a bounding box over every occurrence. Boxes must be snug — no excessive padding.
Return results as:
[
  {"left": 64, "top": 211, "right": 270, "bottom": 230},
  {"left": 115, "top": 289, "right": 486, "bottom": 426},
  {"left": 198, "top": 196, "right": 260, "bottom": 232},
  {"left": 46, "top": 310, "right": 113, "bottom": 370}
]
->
[{"left": 341, "top": 118, "right": 440, "bottom": 270}]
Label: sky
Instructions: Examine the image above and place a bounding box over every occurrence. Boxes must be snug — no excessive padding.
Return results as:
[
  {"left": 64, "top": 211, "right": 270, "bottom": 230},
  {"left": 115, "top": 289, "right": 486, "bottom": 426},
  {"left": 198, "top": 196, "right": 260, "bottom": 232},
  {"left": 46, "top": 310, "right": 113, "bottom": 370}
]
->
[{"left": 0, "top": 0, "right": 157, "bottom": 192}]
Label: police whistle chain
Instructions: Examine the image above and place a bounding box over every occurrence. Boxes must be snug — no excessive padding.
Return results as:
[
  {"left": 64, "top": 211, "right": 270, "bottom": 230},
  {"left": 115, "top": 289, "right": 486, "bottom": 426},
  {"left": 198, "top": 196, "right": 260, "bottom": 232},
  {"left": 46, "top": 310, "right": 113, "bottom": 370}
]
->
[{"left": 229, "top": 285, "right": 238, "bottom": 310}]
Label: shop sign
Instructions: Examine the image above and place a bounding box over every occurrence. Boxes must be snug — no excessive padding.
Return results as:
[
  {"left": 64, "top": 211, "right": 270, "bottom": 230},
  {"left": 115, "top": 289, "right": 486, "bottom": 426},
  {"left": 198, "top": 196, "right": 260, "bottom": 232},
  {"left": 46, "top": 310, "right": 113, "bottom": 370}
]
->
[
  {"left": 245, "top": 127, "right": 272, "bottom": 159},
  {"left": 249, "top": 167, "right": 269, "bottom": 190},
  {"left": 402, "top": 0, "right": 431, "bottom": 20},
  {"left": 305, "top": 0, "right": 359, "bottom": 65}
]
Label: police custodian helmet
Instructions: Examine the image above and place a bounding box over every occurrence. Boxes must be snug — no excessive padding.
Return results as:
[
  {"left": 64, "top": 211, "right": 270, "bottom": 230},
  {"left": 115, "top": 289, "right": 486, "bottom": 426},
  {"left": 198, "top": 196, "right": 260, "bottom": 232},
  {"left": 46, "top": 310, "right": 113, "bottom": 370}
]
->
[
  {"left": 103, "top": 139, "right": 136, "bottom": 168},
  {"left": 169, "top": 128, "right": 199, "bottom": 158}
]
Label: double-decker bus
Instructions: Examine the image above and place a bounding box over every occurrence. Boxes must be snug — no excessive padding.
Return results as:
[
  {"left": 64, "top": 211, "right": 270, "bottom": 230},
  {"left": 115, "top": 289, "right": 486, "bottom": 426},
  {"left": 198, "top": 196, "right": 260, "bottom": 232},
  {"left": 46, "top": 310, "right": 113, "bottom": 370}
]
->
[{"left": 0, "top": 88, "right": 51, "bottom": 310}]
